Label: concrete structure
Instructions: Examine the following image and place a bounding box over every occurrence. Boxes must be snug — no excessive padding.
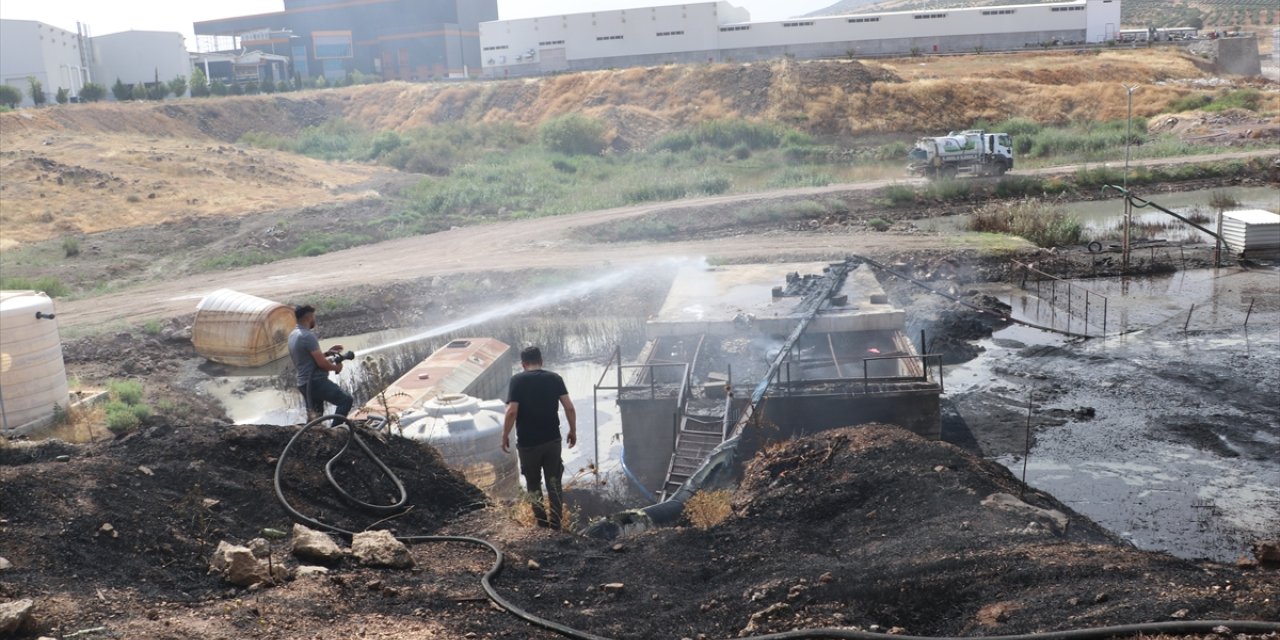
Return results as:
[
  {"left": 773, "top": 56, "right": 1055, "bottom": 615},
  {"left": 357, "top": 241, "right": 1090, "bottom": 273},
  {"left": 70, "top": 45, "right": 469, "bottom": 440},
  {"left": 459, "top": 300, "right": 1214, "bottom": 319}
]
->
[
  {"left": 1188, "top": 35, "right": 1263, "bottom": 77},
  {"left": 0, "top": 20, "right": 92, "bottom": 105},
  {"left": 480, "top": 0, "right": 1121, "bottom": 77},
  {"left": 194, "top": 0, "right": 498, "bottom": 81},
  {"left": 191, "top": 50, "right": 292, "bottom": 87},
  {"left": 616, "top": 262, "right": 942, "bottom": 497},
  {"left": 90, "top": 30, "right": 191, "bottom": 91}
]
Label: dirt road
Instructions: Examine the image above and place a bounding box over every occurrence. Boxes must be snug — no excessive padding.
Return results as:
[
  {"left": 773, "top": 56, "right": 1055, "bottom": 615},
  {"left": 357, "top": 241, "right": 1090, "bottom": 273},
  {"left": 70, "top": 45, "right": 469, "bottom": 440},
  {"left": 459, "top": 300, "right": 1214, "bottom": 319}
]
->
[{"left": 53, "top": 149, "right": 1276, "bottom": 330}]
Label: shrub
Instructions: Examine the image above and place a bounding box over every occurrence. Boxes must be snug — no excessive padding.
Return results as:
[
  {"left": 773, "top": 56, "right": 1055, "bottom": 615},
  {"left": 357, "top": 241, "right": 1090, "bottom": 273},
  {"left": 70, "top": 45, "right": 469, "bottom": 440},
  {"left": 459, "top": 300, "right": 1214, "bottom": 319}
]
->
[
  {"left": 0, "top": 276, "right": 70, "bottom": 297},
  {"left": 189, "top": 68, "right": 210, "bottom": 97},
  {"left": 260, "top": 78, "right": 277, "bottom": 94},
  {"left": 623, "top": 183, "right": 687, "bottom": 203},
  {"left": 62, "top": 236, "right": 80, "bottom": 257},
  {"left": 147, "top": 82, "right": 170, "bottom": 101},
  {"left": 767, "top": 168, "right": 832, "bottom": 189},
  {"left": 1166, "top": 93, "right": 1212, "bottom": 113},
  {"left": 967, "top": 199, "right": 1083, "bottom": 248},
  {"left": 210, "top": 80, "right": 228, "bottom": 96},
  {"left": 55, "top": 87, "right": 68, "bottom": 104},
  {"left": 276, "top": 80, "right": 291, "bottom": 93},
  {"left": 540, "top": 114, "right": 608, "bottom": 155},
  {"left": 653, "top": 119, "right": 787, "bottom": 152},
  {"left": 867, "top": 217, "right": 891, "bottom": 231},
  {"left": 883, "top": 183, "right": 917, "bottom": 206},
  {"left": 27, "top": 77, "right": 45, "bottom": 106},
  {"left": 1203, "top": 89, "right": 1263, "bottom": 112},
  {"left": 108, "top": 380, "right": 145, "bottom": 405},
  {"left": 111, "top": 78, "right": 131, "bottom": 101},
  {"left": 132, "top": 82, "right": 147, "bottom": 101},
  {"left": 695, "top": 174, "right": 732, "bottom": 195},
  {"left": 168, "top": 75, "right": 188, "bottom": 98},
  {"left": 78, "top": 82, "right": 106, "bottom": 102},
  {"left": 105, "top": 403, "right": 141, "bottom": 434},
  {"left": 684, "top": 489, "right": 733, "bottom": 530},
  {"left": 0, "top": 84, "right": 21, "bottom": 108},
  {"left": 243, "top": 80, "right": 260, "bottom": 95}
]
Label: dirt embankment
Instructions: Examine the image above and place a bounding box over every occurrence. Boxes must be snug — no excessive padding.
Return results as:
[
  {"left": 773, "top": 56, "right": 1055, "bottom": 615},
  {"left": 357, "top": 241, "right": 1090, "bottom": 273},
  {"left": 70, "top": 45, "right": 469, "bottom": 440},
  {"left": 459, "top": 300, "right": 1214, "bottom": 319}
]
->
[{"left": 4, "top": 422, "right": 1276, "bottom": 639}]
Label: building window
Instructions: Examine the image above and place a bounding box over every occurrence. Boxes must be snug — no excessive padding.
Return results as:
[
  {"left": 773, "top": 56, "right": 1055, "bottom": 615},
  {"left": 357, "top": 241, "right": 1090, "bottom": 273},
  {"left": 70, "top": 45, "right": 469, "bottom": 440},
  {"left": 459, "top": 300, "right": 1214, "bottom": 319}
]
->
[
  {"left": 982, "top": 9, "right": 1015, "bottom": 15},
  {"left": 656, "top": 30, "right": 685, "bottom": 37},
  {"left": 596, "top": 35, "right": 624, "bottom": 41},
  {"left": 1051, "top": 6, "right": 1084, "bottom": 11},
  {"left": 914, "top": 13, "right": 947, "bottom": 19},
  {"left": 292, "top": 45, "right": 309, "bottom": 77},
  {"left": 719, "top": 25, "right": 750, "bottom": 32},
  {"left": 782, "top": 21, "right": 815, "bottom": 27},
  {"left": 538, "top": 40, "right": 564, "bottom": 46},
  {"left": 847, "top": 17, "right": 880, "bottom": 23},
  {"left": 483, "top": 45, "right": 508, "bottom": 51},
  {"left": 312, "top": 31, "right": 352, "bottom": 59}
]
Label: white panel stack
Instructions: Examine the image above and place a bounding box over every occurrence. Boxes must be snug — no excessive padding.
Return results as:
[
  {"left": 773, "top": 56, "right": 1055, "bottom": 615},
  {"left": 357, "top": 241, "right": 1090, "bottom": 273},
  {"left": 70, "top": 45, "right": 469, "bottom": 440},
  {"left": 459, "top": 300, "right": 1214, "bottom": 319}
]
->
[{"left": 1221, "top": 209, "right": 1280, "bottom": 254}]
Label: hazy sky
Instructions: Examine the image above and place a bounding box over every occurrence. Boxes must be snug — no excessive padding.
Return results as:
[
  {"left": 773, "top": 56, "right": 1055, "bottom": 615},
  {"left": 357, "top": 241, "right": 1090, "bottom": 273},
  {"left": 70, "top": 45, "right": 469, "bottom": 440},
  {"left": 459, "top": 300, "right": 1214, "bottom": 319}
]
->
[{"left": 0, "top": 1, "right": 837, "bottom": 44}]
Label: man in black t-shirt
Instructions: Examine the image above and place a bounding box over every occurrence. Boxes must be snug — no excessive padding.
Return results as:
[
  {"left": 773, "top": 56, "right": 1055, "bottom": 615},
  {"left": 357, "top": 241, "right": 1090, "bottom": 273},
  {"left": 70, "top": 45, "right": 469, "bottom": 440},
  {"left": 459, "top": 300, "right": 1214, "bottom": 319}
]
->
[{"left": 502, "top": 346, "right": 576, "bottom": 530}]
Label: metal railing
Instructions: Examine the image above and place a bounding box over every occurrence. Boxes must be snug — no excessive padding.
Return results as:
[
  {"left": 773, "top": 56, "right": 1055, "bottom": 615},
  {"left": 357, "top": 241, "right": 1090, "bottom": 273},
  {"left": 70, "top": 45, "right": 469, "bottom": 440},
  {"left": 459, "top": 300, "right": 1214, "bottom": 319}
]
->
[
  {"left": 1013, "top": 260, "right": 1109, "bottom": 337},
  {"left": 591, "top": 345, "right": 692, "bottom": 486}
]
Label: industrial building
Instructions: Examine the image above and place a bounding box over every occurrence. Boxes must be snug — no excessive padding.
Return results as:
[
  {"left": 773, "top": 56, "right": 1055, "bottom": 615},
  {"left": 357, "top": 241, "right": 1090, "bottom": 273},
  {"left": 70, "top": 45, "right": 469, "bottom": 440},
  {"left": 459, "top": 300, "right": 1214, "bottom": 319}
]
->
[
  {"left": 479, "top": 0, "right": 1122, "bottom": 77},
  {"left": 0, "top": 19, "right": 191, "bottom": 104},
  {"left": 193, "top": 0, "right": 498, "bottom": 82}
]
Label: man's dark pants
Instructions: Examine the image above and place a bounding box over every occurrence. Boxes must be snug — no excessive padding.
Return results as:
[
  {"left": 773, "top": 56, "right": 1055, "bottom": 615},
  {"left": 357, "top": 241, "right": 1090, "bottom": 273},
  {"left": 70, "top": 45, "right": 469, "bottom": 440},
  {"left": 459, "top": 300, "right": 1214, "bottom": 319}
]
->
[
  {"left": 298, "top": 377, "right": 354, "bottom": 418},
  {"left": 517, "top": 439, "right": 564, "bottom": 529}
]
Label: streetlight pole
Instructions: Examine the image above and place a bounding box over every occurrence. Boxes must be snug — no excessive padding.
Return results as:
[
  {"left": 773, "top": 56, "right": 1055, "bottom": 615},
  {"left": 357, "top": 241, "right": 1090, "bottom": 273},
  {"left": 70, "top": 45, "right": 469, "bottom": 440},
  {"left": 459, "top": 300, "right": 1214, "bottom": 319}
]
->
[{"left": 1121, "top": 84, "right": 1139, "bottom": 272}]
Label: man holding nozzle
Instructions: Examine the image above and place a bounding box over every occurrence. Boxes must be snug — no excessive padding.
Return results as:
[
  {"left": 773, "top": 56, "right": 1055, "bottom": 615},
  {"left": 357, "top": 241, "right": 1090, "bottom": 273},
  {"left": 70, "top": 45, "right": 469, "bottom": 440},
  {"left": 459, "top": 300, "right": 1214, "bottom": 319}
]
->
[
  {"left": 502, "top": 346, "right": 577, "bottom": 530},
  {"left": 288, "top": 304, "right": 354, "bottom": 420}
]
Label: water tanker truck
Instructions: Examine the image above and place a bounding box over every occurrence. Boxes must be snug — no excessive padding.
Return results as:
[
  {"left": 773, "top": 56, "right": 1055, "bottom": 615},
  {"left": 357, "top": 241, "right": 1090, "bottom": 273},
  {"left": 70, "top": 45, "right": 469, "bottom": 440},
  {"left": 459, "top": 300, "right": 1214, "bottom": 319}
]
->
[{"left": 907, "top": 130, "right": 1013, "bottom": 179}]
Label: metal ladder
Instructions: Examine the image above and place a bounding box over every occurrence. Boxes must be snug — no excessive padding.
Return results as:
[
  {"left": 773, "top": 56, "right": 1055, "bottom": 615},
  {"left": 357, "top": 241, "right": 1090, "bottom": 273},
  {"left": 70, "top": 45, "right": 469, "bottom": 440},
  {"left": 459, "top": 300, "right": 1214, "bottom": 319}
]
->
[{"left": 658, "top": 415, "right": 724, "bottom": 502}]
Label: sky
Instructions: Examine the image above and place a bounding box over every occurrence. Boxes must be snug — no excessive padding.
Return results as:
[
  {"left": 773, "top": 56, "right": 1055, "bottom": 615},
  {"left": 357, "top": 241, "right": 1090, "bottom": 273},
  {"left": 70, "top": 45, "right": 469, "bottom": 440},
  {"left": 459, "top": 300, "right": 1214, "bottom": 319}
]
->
[{"left": 0, "top": 0, "right": 839, "bottom": 45}]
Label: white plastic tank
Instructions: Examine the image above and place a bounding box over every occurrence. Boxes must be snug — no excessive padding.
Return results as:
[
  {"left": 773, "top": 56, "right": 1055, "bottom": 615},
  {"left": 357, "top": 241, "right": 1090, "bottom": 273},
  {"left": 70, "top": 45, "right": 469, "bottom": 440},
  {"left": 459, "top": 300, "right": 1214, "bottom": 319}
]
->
[
  {"left": 398, "top": 393, "right": 520, "bottom": 499},
  {"left": 192, "top": 289, "right": 295, "bottom": 367},
  {"left": 0, "top": 291, "right": 70, "bottom": 433}
]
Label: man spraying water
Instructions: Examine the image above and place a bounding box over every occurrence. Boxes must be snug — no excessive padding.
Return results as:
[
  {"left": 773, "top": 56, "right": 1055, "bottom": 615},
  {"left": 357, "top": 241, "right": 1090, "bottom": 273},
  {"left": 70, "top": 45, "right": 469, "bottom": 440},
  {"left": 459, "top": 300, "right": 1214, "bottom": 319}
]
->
[{"left": 288, "top": 304, "right": 354, "bottom": 420}]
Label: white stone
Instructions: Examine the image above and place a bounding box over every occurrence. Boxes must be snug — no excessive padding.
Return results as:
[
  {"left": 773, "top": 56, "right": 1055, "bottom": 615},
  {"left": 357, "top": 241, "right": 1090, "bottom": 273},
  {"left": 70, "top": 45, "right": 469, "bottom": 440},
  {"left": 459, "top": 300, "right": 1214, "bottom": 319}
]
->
[
  {"left": 351, "top": 530, "right": 414, "bottom": 569},
  {"left": 291, "top": 524, "right": 346, "bottom": 564},
  {"left": 0, "top": 599, "right": 35, "bottom": 635}
]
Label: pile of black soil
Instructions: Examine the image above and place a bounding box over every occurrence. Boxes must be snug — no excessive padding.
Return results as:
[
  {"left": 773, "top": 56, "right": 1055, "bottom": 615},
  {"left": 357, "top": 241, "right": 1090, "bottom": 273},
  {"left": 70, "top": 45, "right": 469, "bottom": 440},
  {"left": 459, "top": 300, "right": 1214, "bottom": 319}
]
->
[
  {"left": 0, "top": 423, "right": 484, "bottom": 602},
  {"left": 489, "top": 426, "right": 1280, "bottom": 640}
]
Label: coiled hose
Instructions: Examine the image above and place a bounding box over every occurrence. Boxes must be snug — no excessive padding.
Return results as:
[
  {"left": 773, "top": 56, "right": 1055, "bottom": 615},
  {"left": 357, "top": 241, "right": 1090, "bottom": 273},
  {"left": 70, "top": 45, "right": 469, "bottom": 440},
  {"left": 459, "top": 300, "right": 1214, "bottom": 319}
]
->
[{"left": 274, "top": 415, "right": 1280, "bottom": 640}]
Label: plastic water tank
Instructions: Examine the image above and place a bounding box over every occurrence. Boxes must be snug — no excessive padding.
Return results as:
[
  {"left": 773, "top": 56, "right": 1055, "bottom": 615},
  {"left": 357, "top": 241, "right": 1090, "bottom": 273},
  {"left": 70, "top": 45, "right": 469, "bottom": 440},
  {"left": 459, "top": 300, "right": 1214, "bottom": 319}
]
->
[
  {"left": 399, "top": 394, "right": 520, "bottom": 499},
  {"left": 0, "top": 291, "right": 70, "bottom": 432},
  {"left": 192, "top": 289, "right": 295, "bottom": 367}
]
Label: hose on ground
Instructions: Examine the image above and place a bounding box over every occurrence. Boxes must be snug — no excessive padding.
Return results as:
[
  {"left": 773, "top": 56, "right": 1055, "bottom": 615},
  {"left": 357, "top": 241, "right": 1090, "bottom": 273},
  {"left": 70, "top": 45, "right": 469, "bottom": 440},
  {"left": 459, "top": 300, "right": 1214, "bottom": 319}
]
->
[{"left": 273, "top": 415, "right": 1280, "bottom": 640}]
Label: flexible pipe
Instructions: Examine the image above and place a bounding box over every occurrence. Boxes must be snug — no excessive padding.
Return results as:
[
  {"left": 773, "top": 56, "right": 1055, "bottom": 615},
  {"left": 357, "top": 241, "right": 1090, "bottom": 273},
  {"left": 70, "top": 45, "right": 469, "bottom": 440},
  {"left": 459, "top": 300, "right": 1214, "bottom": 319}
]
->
[{"left": 274, "top": 415, "right": 1279, "bottom": 640}]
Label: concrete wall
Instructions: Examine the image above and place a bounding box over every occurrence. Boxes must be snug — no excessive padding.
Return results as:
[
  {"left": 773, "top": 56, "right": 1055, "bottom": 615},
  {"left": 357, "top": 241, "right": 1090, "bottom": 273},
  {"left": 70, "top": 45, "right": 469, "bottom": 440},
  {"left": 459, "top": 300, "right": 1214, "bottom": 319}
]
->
[
  {"left": 619, "top": 396, "right": 679, "bottom": 493},
  {"left": 1214, "top": 36, "right": 1263, "bottom": 77},
  {"left": 757, "top": 390, "right": 942, "bottom": 442},
  {"left": 0, "top": 20, "right": 90, "bottom": 105},
  {"left": 91, "top": 31, "right": 191, "bottom": 90},
  {"left": 1085, "top": 0, "right": 1121, "bottom": 43}
]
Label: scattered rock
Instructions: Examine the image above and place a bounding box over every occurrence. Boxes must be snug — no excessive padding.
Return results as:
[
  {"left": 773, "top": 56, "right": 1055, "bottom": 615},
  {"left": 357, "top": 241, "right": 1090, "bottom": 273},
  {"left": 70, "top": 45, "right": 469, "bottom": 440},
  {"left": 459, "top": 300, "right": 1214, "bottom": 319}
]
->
[
  {"left": 1094, "top": 592, "right": 1109, "bottom": 604},
  {"left": 818, "top": 572, "right": 833, "bottom": 584},
  {"left": 1170, "top": 608, "right": 1190, "bottom": 619},
  {"left": 351, "top": 530, "right": 414, "bottom": 569},
  {"left": 208, "top": 540, "right": 285, "bottom": 587},
  {"left": 602, "top": 583, "right": 625, "bottom": 594},
  {"left": 740, "top": 602, "right": 791, "bottom": 635},
  {"left": 976, "top": 601, "right": 1020, "bottom": 626},
  {"left": 527, "top": 559, "right": 541, "bottom": 571},
  {"left": 0, "top": 557, "right": 11, "bottom": 571},
  {"left": 889, "top": 627, "right": 907, "bottom": 635},
  {"left": 247, "top": 538, "right": 272, "bottom": 559},
  {"left": 55, "top": 455, "right": 71, "bottom": 462},
  {"left": 0, "top": 599, "right": 35, "bottom": 635},
  {"left": 1252, "top": 539, "right": 1280, "bottom": 565},
  {"left": 98, "top": 522, "right": 119, "bottom": 539},
  {"left": 201, "top": 498, "right": 221, "bottom": 510},
  {"left": 610, "top": 543, "right": 626, "bottom": 553},
  {"left": 296, "top": 566, "right": 330, "bottom": 579},
  {"left": 137, "top": 465, "right": 154, "bottom": 476},
  {"left": 1212, "top": 625, "right": 1231, "bottom": 634},
  {"left": 291, "top": 524, "right": 345, "bottom": 564},
  {"left": 981, "top": 493, "right": 1069, "bottom": 532}
]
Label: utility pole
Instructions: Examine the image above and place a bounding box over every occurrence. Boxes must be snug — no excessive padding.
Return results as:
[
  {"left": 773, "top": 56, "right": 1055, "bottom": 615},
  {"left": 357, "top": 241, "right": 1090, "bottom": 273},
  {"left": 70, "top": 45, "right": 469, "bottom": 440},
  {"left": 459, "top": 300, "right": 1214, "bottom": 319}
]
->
[{"left": 1121, "top": 84, "right": 1139, "bottom": 272}]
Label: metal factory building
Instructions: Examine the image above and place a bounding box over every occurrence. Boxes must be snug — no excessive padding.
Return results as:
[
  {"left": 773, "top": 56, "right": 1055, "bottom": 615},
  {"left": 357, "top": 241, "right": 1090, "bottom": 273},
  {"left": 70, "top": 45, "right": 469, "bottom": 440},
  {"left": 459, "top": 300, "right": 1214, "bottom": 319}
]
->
[
  {"left": 193, "top": 0, "right": 497, "bottom": 81},
  {"left": 480, "top": 0, "right": 1121, "bottom": 77}
]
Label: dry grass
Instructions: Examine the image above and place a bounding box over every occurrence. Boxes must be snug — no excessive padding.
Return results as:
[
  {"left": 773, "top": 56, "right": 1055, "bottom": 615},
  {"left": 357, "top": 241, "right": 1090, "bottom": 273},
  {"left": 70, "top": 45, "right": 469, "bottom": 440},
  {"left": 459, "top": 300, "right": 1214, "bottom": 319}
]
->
[{"left": 684, "top": 489, "right": 734, "bottom": 530}]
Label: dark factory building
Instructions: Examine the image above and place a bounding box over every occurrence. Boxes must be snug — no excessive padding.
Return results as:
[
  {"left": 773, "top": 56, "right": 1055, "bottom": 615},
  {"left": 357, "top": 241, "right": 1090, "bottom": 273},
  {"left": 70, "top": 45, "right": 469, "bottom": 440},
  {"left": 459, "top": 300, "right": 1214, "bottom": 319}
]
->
[{"left": 194, "top": 0, "right": 497, "bottom": 81}]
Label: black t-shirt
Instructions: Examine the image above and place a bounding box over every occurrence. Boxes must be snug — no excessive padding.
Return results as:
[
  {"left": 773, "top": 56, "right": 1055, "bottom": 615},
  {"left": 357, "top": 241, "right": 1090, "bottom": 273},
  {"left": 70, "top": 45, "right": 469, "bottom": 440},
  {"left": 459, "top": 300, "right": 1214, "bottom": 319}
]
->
[{"left": 508, "top": 369, "right": 568, "bottom": 448}]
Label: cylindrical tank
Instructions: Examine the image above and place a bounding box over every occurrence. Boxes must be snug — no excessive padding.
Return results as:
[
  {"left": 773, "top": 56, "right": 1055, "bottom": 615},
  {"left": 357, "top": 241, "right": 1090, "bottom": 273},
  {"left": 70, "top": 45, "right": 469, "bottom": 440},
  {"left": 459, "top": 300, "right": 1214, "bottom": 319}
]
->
[
  {"left": 0, "top": 291, "right": 70, "bottom": 433},
  {"left": 399, "top": 393, "right": 520, "bottom": 499},
  {"left": 192, "top": 289, "right": 295, "bottom": 367}
]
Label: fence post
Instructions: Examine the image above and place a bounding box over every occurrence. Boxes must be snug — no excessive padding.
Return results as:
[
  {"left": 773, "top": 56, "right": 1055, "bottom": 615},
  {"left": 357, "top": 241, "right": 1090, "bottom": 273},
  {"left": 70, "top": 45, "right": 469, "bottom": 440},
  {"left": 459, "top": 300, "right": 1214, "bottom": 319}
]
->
[
  {"left": 1184, "top": 304, "right": 1195, "bottom": 333},
  {"left": 1245, "top": 298, "right": 1255, "bottom": 328}
]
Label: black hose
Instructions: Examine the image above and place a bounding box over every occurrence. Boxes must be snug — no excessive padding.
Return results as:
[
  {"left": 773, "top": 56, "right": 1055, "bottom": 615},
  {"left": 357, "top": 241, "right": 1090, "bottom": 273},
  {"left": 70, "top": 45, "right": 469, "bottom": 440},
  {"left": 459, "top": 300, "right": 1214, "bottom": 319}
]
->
[{"left": 273, "top": 415, "right": 1280, "bottom": 640}]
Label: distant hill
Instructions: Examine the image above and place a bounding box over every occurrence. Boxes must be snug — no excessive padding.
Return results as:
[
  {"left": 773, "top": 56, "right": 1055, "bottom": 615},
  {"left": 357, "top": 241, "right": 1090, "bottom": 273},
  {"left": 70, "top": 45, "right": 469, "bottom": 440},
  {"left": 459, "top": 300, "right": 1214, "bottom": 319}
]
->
[{"left": 806, "top": 0, "right": 1279, "bottom": 29}]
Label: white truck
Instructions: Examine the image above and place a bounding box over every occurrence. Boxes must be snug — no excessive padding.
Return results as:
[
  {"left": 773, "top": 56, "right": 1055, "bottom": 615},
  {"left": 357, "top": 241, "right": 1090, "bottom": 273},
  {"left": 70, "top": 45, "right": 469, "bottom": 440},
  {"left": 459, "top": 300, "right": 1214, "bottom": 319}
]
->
[{"left": 907, "top": 130, "right": 1014, "bottom": 179}]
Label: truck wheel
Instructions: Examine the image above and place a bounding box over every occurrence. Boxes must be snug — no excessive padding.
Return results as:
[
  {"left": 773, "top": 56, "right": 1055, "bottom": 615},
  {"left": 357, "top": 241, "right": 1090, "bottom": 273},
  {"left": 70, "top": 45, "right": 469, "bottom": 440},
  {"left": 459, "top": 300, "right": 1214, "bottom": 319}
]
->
[
  {"left": 941, "top": 166, "right": 957, "bottom": 180},
  {"left": 995, "top": 162, "right": 1009, "bottom": 176}
]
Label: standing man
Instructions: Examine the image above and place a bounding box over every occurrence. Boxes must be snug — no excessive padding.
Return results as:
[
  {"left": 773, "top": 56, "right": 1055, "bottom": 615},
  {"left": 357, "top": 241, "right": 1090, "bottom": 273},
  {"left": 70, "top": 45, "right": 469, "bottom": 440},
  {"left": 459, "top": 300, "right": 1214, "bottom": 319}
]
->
[
  {"left": 502, "top": 346, "right": 576, "bottom": 530},
  {"left": 288, "top": 304, "right": 354, "bottom": 420}
]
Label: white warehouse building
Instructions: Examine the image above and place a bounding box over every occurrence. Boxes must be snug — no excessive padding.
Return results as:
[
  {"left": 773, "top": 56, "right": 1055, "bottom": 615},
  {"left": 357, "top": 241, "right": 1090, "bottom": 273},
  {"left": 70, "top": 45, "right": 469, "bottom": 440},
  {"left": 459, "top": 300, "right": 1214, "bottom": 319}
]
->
[
  {"left": 1, "top": 19, "right": 191, "bottom": 105},
  {"left": 480, "top": 0, "right": 1121, "bottom": 77}
]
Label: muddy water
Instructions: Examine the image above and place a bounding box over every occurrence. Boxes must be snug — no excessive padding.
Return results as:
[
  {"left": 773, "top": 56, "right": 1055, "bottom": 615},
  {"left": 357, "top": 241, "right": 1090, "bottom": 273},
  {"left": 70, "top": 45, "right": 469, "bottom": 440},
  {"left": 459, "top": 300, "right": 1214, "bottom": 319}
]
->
[
  {"left": 917, "top": 186, "right": 1279, "bottom": 241},
  {"left": 947, "top": 268, "right": 1280, "bottom": 562}
]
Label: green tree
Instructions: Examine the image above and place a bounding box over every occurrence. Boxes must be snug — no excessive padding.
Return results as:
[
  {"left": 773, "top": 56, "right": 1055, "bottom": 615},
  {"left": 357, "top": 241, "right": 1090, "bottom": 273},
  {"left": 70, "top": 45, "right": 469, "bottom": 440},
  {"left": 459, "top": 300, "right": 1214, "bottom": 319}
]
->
[
  {"left": 276, "top": 80, "right": 290, "bottom": 93},
  {"left": 79, "top": 82, "right": 106, "bottom": 102},
  {"left": 55, "top": 87, "right": 69, "bottom": 104},
  {"left": 111, "top": 78, "right": 131, "bottom": 101},
  {"left": 540, "top": 114, "right": 608, "bottom": 156},
  {"left": 148, "top": 82, "right": 170, "bottom": 101},
  {"left": 0, "top": 84, "right": 20, "bottom": 108},
  {"left": 229, "top": 82, "right": 244, "bottom": 96},
  {"left": 189, "top": 68, "right": 210, "bottom": 97},
  {"left": 132, "top": 82, "right": 147, "bottom": 101},
  {"left": 260, "top": 78, "right": 277, "bottom": 94},
  {"left": 27, "top": 76, "right": 46, "bottom": 106},
  {"left": 168, "top": 75, "right": 188, "bottom": 98},
  {"left": 209, "top": 79, "right": 228, "bottom": 96},
  {"left": 314, "top": 76, "right": 328, "bottom": 89}
]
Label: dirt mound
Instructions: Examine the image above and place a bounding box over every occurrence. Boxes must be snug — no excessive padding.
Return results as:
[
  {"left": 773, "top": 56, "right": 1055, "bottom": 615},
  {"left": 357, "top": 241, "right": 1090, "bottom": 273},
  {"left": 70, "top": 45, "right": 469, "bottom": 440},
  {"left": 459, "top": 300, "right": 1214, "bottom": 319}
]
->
[
  {"left": 0, "top": 424, "right": 483, "bottom": 602},
  {"left": 491, "top": 426, "right": 1279, "bottom": 639},
  {"left": 1149, "top": 109, "right": 1280, "bottom": 143}
]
